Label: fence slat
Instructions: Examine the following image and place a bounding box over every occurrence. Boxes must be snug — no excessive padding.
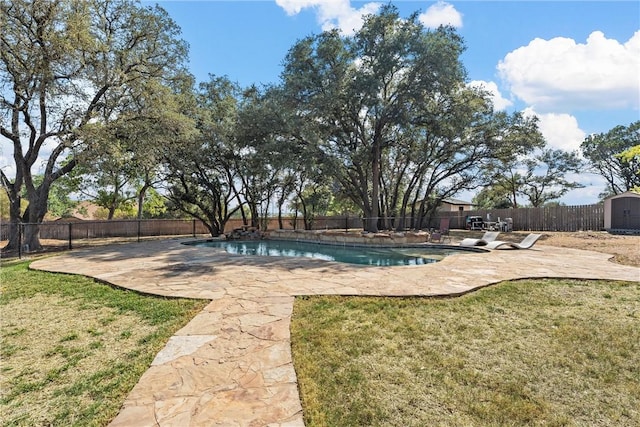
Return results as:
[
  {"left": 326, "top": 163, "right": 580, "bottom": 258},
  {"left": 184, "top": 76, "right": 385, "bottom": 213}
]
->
[
  {"left": 0, "top": 203, "right": 606, "bottom": 251},
  {"left": 437, "top": 204, "right": 604, "bottom": 232}
]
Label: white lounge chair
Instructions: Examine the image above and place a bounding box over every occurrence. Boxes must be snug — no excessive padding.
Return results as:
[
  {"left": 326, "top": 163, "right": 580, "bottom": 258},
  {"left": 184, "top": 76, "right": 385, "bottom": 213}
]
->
[
  {"left": 485, "top": 233, "right": 542, "bottom": 250},
  {"left": 459, "top": 231, "right": 500, "bottom": 247}
]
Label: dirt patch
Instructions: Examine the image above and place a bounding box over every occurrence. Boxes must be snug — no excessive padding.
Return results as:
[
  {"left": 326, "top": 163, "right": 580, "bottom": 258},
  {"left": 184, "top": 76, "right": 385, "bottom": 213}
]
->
[{"left": 538, "top": 231, "right": 639, "bottom": 267}]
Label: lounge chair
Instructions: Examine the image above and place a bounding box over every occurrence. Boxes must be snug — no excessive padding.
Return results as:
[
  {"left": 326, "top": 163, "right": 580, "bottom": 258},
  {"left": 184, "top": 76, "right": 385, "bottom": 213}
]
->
[
  {"left": 485, "top": 233, "right": 542, "bottom": 250},
  {"left": 459, "top": 231, "right": 500, "bottom": 247}
]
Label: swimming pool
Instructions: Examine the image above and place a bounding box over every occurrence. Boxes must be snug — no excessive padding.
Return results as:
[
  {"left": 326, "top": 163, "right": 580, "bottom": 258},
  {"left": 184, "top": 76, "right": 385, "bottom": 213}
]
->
[{"left": 187, "top": 239, "right": 472, "bottom": 266}]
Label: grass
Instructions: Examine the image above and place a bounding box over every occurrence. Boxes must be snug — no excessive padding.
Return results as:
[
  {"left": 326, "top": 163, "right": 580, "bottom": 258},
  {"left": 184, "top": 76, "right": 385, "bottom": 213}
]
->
[
  {"left": 0, "top": 260, "right": 208, "bottom": 427},
  {"left": 291, "top": 279, "right": 640, "bottom": 427},
  {"left": 2, "top": 255, "right": 638, "bottom": 426}
]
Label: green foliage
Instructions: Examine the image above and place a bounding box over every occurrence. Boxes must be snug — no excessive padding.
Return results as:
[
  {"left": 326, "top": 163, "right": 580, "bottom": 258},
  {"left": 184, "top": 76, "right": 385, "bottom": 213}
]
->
[
  {"left": 520, "top": 149, "right": 585, "bottom": 207},
  {"left": 76, "top": 77, "right": 197, "bottom": 221},
  {"left": 615, "top": 144, "right": 640, "bottom": 193},
  {"left": 581, "top": 121, "right": 640, "bottom": 196},
  {"left": 617, "top": 144, "right": 640, "bottom": 160},
  {"left": 481, "top": 147, "right": 583, "bottom": 208},
  {"left": 10, "top": 173, "right": 82, "bottom": 219},
  {"left": 164, "top": 75, "right": 242, "bottom": 235},
  {"left": 281, "top": 6, "right": 542, "bottom": 231},
  {"left": 46, "top": 172, "right": 82, "bottom": 219},
  {"left": 1, "top": 0, "right": 190, "bottom": 248},
  {"left": 324, "top": 193, "right": 360, "bottom": 217},
  {"left": 87, "top": 189, "right": 168, "bottom": 220},
  {"left": 0, "top": 191, "right": 28, "bottom": 221},
  {"left": 472, "top": 186, "right": 513, "bottom": 209},
  {"left": 92, "top": 201, "right": 136, "bottom": 220},
  {"left": 233, "top": 86, "right": 289, "bottom": 229},
  {"left": 140, "top": 188, "right": 168, "bottom": 219},
  {"left": 292, "top": 183, "right": 333, "bottom": 229},
  {"left": 81, "top": 164, "right": 135, "bottom": 220}
]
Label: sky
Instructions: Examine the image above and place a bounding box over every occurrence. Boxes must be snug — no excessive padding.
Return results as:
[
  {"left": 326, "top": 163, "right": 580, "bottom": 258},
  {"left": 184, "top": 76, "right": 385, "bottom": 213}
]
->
[
  {"left": 148, "top": 0, "right": 639, "bottom": 206},
  {"left": 2, "top": 1, "right": 638, "bottom": 207}
]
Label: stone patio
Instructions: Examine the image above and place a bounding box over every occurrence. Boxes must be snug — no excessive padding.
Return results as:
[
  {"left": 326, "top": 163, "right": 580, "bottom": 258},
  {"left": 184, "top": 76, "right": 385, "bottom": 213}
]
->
[{"left": 30, "top": 238, "right": 639, "bottom": 426}]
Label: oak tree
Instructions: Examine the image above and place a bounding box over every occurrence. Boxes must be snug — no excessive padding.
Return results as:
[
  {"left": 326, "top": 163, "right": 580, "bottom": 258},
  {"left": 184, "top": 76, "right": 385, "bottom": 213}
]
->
[
  {"left": 281, "top": 6, "right": 543, "bottom": 231},
  {"left": 1, "top": 0, "right": 188, "bottom": 250},
  {"left": 581, "top": 121, "right": 640, "bottom": 197}
]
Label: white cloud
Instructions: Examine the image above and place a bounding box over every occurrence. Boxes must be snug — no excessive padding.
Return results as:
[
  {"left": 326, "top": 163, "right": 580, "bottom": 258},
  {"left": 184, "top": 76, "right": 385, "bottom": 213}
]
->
[
  {"left": 523, "top": 107, "right": 586, "bottom": 152},
  {"left": 498, "top": 31, "right": 640, "bottom": 112},
  {"left": 467, "top": 80, "right": 512, "bottom": 111},
  {"left": 521, "top": 108, "right": 605, "bottom": 205},
  {"left": 418, "top": 1, "right": 463, "bottom": 29},
  {"left": 560, "top": 175, "right": 608, "bottom": 206},
  {"left": 276, "top": 0, "right": 324, "bottom": 15},
  {"left": 275, "top": 0, "right": 381, "bottom": 35}
]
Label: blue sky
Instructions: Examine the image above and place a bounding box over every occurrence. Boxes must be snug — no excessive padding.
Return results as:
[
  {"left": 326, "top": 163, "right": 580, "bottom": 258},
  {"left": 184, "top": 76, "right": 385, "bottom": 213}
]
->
[
  {"left": 2, "top": 1, "right": 636, "bottom": 207},
  {"left": 149, "top": 0, "right": 639, "bottom": 205}
]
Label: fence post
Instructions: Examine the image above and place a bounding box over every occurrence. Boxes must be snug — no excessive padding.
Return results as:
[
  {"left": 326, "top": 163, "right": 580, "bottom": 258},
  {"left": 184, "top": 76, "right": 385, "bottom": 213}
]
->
[
  {"left": 18, "top": 223, "right": 22, "bottom": 259},
  {"left": 192, "top": 219, "right": 196, "bottom": 237},
  {"left": 137, "top": 220, "right": 141, "bottom": 243},
  {"left": 68, "top": 223, "right": 73, "bottom": 250}
]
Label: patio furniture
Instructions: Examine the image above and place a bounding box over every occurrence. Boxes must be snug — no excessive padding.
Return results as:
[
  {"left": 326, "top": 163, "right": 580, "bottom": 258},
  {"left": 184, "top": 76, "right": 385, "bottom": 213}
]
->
[
  {"left": 488, "top": 217, "right": 513, "bottom": 232},
  {"left": 459, "top": 231, "right": 500, "bottom": 247},
  {"left": 465, "top": 216, "right": 484, "bottom": 230},
  {"left": 430, "top": 218, "right": 451, "bottom": 243},
  {"left": 485, "top": 233, "right": 542, "bottom": 250}
]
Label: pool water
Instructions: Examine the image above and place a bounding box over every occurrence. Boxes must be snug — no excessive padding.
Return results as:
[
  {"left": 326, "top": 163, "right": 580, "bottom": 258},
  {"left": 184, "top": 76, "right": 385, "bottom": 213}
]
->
[{"left": 188, "top": 239, "right": 467, "bottom": 266}]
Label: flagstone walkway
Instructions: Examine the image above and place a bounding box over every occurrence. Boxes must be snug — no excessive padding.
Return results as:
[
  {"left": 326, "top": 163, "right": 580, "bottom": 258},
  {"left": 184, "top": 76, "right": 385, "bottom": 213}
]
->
[{"left": 30, "top": 238, "right": 639, "bottom": 427}]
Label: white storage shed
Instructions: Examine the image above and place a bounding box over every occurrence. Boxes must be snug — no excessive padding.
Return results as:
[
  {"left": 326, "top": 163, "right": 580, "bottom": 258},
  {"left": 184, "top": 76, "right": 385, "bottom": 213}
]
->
[{"left": 604, "top": 191, "right": 640, "bottom": 232}]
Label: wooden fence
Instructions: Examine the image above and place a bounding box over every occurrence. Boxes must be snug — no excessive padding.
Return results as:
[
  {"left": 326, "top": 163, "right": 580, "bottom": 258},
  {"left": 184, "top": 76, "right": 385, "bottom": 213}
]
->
[
  {"left": 0, "top": 219, "right": 209, "bottom": 241},
  {"left": 437, "top": 204, "right": 605, "bottom": 232},
  {"left": 0, "top": 204, "right": 605, "bottom": 250}
]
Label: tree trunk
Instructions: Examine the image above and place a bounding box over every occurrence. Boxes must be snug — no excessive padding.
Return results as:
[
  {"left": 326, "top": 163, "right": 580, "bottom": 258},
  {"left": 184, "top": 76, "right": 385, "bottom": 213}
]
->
[
  {"left": 208, "top": 215, "right": 221, "bottom": 236},
  {"left": 238, "top": 204, "right": 248, "bottom": 226},
  {"left": 367, "top": 141, "right": 381, "bottom": 233},
  {"left": 301, "top": 198, "right": 313, "bottom": 230},
  {"left": 277, "top": 187, "right": 288, "bottom": 230},
  {"left": 137, "top": 184, "right": 149, "bottom": 220},
  {"left": 23, "top": 223, "right": 42, "bottom": 253},
  {"left": 4, "top": 220, "right": 21, "bottom": 252},
  {"left": 3, "top": 190, "right": 22, "bottom": 251},
  {"left": 23, "top": 189, "right": 49, "bottom": 252},
  {"left": 203, "top": 220, "right": 218, "bottom": 237},
  {"left": 250, "top": 204, "right": 259, "bottom": 228}
]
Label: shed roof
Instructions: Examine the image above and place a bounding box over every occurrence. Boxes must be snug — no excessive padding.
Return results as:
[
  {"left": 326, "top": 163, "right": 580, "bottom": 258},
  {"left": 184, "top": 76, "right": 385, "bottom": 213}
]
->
[
  {"left": 605, "top": 190, "right": 640, "bottom": 200},
  {"left": 442, "top": 198, "right": 474, "bottom": 206}
]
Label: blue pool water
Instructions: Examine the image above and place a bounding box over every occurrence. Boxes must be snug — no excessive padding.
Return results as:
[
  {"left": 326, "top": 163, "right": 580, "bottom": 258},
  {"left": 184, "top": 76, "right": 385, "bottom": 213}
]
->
[{"left": 187, "top": 239, "right": 469, "bottom": 266}]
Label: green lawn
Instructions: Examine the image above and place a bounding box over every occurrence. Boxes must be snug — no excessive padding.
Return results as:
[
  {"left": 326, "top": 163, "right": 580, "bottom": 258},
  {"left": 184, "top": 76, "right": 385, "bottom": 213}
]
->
[
  {"left": 3, "top": 260, "right": 639, "bottom": 426},
  {"left": 0, "top": 260, "right": 208, "bottom": 427},
  {"left": 291, "top": 279, "right": 640, "bottom": 426}
]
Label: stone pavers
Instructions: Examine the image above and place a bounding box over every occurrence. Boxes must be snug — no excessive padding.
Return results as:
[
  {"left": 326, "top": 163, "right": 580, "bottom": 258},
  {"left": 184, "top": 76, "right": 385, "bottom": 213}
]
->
[{"left": 30, "top": 238, "right": 640, "bottom": 426}]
